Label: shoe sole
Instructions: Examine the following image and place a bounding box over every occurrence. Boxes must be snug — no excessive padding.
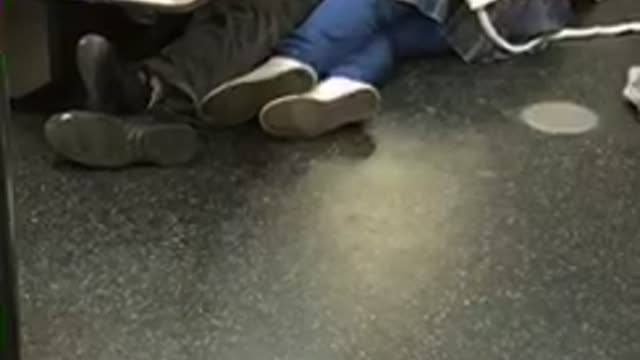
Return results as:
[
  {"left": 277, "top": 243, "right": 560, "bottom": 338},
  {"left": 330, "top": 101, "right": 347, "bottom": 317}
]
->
[
  {"left": 260, "top": 88, "right": 381, "bottom": 139},
  {"left": 200, "top": 67, "right": 316, "bottom": 127},
  {"left": 45, "top": 114, "right": 198, "bottom": 168}
]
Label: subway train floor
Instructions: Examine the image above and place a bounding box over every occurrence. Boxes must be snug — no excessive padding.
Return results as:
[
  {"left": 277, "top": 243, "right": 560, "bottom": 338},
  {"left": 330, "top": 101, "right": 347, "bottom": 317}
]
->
[{"left": 11, "top": 2, "right": 640, "bottom": 360}]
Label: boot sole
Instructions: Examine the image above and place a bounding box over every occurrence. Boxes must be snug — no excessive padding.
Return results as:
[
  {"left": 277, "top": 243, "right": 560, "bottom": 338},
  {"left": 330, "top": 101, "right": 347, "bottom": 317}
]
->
[
  {"left": 45, "top": 114, "right": 198, "bottom": 168},
  {"left": 260, "top": 88, "right": 380, "bottom": 139},
  {"left": 200, "top": 68, "right": 316, "bottom": 127}
]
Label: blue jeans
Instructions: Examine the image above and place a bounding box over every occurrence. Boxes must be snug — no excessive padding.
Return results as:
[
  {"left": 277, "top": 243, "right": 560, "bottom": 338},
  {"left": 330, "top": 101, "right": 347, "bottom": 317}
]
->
[{"left": 277, "top": 0, "right": 450, "bottom": 85}]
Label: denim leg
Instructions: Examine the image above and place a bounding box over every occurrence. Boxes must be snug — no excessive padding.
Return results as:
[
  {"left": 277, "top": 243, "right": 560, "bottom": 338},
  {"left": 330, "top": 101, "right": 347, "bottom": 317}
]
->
[
  {"left": 387, "top": 11, "right": 450, "bottom": 59},
  {"left": 328, "top": 35, "right": 395, "bottom": 85},
  {"left": 145, "top": 0, "right": 319, "bottom": 101},
  {"left": 329, "top": 11, "right": 450, "bottom": 85},
  {"left": 276, "top": 0, "right": 411, "bottom": 76}
]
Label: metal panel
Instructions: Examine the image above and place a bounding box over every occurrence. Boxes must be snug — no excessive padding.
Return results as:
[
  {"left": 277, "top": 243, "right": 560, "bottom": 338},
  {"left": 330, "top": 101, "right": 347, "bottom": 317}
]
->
[{"left": 0, "top": 3, "right": 21, "bottom": 359}]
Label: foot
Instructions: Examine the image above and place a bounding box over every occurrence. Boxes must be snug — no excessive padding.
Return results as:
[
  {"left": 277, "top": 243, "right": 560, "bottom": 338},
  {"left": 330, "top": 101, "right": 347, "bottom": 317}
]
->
[
  {"left": 200, "top": 57, "right": 317, "bottom": 126},
  {"left": 259, "top": 77, "right": 381, "bottom": 139},
  {"left": 45, "top": 111, "right": 199, "bottom": 168},
  {"left": 77, "top": 34, "right": 150, "bottom": 113}
]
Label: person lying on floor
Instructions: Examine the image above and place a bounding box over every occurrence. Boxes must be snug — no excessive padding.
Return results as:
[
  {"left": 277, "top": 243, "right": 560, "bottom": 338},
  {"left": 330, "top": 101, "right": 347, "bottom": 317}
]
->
[{"left": 45, "top": 0, "right": 577, "bottom": 169}]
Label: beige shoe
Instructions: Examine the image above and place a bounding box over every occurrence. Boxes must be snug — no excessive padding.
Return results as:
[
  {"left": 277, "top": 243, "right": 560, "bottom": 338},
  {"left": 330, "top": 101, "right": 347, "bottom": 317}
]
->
[
  {"left": 259, "top": 77, "right": 381, "bottom": 139},
  {"left": 200, "top": 57, "right": 317, "bottom": 126}
]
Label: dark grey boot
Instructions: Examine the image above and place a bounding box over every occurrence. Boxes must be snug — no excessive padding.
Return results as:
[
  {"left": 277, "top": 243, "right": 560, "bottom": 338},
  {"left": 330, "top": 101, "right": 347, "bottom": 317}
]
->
[
  {"left": 77, "top": 34, "right": 151, "bottom": 114},
  {"left": 45, "top": 111, "right": 198, "bottom": 168}
]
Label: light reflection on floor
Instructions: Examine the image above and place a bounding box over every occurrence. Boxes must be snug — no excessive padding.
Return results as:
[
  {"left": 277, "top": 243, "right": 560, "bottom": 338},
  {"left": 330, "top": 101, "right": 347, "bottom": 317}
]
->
[
  {"left": 277, "top": 126, "right": 495, "bottom": 315},
  {"left": 520, "top": 101, "right": 599, "bottom": 135}
]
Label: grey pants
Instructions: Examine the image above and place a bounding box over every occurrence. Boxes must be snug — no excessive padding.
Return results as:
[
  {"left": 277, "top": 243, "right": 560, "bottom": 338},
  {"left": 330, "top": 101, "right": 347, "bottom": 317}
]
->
[{"left": 143, "top": 0, "right": 319, "bottom": 122}]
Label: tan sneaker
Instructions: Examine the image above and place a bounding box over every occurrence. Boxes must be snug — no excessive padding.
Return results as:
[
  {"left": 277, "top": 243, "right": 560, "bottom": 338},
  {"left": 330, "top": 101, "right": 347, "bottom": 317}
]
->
[
  {"left": 259, "top": 77, "right": 381, "bottom": 139},
  {"left": 200, "top": 57, "right": 317, "bottom": 126}
]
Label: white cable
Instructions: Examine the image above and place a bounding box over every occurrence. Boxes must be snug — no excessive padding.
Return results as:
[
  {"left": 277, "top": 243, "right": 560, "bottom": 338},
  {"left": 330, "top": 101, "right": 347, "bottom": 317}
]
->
[
  {"left": 552, "top": 23, "right": 640, "bottom": 40},
  {"left": 476, "top": 8, "right": 640, "bottom": 55}
]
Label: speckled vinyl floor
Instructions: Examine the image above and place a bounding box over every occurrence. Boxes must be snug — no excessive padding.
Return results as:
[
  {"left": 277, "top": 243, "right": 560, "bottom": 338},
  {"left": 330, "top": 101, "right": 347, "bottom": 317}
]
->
[{"left": 12, "top": 1, "right": 640, "bottom": 359}]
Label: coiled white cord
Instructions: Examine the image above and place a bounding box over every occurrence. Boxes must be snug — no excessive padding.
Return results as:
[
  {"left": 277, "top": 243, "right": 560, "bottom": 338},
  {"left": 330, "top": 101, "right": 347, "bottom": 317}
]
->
[{"left": 476, "top": 8, "right": 640, "bottom": 54}]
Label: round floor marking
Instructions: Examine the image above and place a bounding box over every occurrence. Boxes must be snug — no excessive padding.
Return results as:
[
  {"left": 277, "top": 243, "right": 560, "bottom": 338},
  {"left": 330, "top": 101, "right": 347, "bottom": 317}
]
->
[{"left": 520, "top": 101, "right": 599, "bottom": 135}]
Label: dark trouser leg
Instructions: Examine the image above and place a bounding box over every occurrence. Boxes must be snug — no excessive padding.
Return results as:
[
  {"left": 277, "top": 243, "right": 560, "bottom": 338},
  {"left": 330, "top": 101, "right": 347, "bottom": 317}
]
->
[{"left": 144, "top": 0, "right": 319, "bottom": 120}]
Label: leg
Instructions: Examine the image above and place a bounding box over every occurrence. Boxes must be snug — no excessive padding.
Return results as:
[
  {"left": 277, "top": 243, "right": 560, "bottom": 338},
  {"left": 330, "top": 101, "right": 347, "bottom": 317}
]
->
[
  {"left": 260, "top": 11, "right": 450, "bottom": 139},
  {"left": 146, "top": 0, "right": 319, "bottom": 105},
  {"left": 199, "top": 0, "right": 408, "bottom": 125},
  {"left": 156, "top": 0, "right": 321, "bottom": 125},
  {"left": 44, "top": 31, "right": 201, "bottom": 169},
  {"left": 330, "top": 11, "right": 450, "bottom": 84},
  {"left": 328, "top": 35, "right": 395, "bottom": 86},
  {"left": 276, "top": 0, "right": 408, "bottom": 75},
  {"left": 259, "top": 36, "right": 389, "bottom": 139},
  {"left": 70, "top": 1, "right": 316, "bottom": 117}
]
